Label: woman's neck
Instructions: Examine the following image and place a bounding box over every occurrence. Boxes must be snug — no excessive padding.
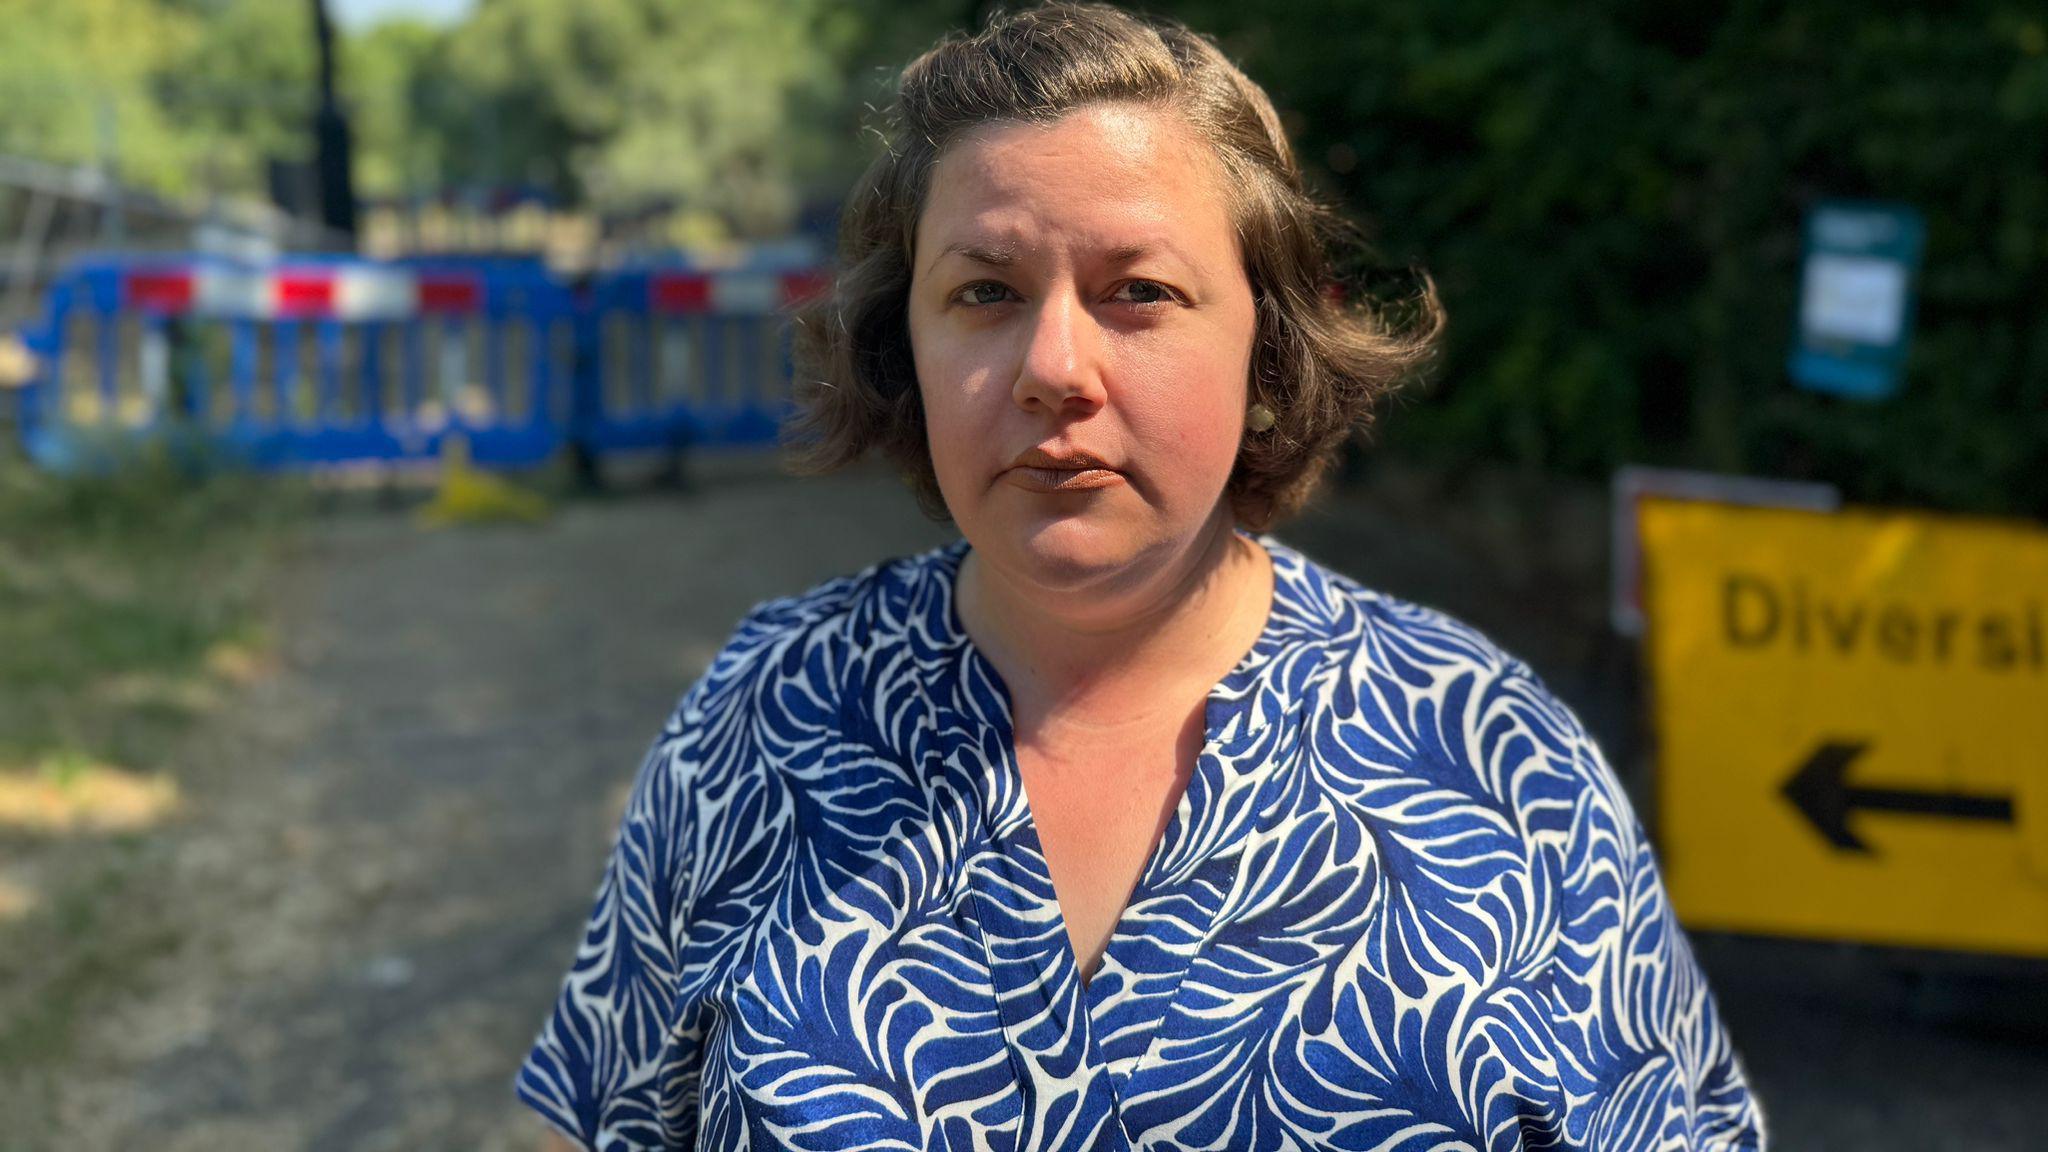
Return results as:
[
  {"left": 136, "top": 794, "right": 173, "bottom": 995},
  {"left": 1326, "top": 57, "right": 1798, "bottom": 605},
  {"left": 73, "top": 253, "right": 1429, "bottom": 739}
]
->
[{"left": 956, "top": 513, "right": 1275, "bottom": 731}]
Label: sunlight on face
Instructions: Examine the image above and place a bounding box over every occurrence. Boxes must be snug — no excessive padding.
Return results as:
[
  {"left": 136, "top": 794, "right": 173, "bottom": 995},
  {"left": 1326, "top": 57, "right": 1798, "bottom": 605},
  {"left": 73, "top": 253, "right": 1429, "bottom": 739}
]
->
[{"left": 907, "top": 103, "right": 1258, "bottom": 594}]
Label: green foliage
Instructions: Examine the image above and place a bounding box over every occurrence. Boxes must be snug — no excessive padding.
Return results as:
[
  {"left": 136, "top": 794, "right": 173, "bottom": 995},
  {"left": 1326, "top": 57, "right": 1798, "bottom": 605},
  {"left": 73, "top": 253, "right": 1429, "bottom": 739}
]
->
[
  {"left": 0, "top": 835, "right": 182, "bottom": 1132},
  {"left": 0, "top": 0, "right": 941, "bottom": 228},
  {"left": 344, "top": 19, "right": 446, "bottom": 196},
  {"left": 0, "top": 0, "right": 203, "bottom": 192},
  {"left": 4, "top": 0, "right": 2037, "bottom": 515},
  {"left": 366, "top": 0, "right": 853, "bottom": 233},
  {"left": 0, "top": 439, "right": 306, "bottom": 761},
  {"left": 162, "top": 0, "right": 318, "bottom": 190},
  {"left": 1160, "top": 0, "right": 2048, "bottom": 518},
  {"left": 0, "top": 0, "right": 315, "bottom": 198}
]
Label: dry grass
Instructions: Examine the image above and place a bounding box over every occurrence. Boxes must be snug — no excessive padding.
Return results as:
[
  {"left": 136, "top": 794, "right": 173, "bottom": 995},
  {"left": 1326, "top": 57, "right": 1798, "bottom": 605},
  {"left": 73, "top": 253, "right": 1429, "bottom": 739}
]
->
[{"left": 0, "top": 435, "right": 308, "bottom": 1112}]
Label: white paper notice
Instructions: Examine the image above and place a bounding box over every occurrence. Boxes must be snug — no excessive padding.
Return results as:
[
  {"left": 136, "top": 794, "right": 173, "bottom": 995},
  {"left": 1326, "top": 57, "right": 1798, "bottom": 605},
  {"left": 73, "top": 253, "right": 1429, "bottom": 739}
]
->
[{"left": 1800, "top": 253, "right": 1907, "bottom": 345}]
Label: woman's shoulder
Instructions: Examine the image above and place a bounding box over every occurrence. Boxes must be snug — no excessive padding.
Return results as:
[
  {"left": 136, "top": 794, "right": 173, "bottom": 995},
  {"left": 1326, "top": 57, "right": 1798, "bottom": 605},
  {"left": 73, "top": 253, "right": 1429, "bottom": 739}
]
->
[
  {"left": 1265, "top": 534, "right": 1543, "bottom": 683},
  {"left": 674, "top": 540, "right": 963, "bottom": 721},
  {"left": 726, "top": 540, "right": 957, "bottom": 648},
  {"left": 1266, "top": 535, "right": 1623, "bottom": 806}
]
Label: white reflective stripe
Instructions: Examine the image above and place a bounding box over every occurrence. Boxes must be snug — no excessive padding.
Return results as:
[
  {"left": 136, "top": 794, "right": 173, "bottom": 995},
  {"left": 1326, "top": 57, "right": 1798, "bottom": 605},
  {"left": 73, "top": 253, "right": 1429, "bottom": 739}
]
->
[
  {"left": 139, "top": 327, "right": 168, "bottom": 413},
  {"left": 709, "top": 274, "right": 780, "bottom": 315},
  {"left": 336, "top": 269, "right": 419, "bottom": 321},
  {"left": 194, "top": 270, "right": 271, "bottom": 318},
  {"left": 184, "top": 268, "right": 422, "bottom": 320},
  {"left": 659, "top": 323, "right": 695, "bottom": 396},
  {"left": 436, "top": 327, "right": 469, "bottom": 405}
]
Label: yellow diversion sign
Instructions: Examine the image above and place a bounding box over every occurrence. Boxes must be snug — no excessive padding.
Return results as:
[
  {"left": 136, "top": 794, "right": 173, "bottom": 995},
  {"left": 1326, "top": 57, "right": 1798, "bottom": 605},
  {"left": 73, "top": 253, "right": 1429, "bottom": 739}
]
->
[{"left": 1639, "top": 497, "right": 2048, "bottom": 958}]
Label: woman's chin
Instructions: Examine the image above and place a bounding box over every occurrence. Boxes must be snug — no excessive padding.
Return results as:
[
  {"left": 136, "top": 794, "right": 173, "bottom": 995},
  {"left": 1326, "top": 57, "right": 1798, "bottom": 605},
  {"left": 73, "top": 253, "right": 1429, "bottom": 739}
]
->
[{"left": 995, "top": 513, "right": 1158, "bottom": 589}]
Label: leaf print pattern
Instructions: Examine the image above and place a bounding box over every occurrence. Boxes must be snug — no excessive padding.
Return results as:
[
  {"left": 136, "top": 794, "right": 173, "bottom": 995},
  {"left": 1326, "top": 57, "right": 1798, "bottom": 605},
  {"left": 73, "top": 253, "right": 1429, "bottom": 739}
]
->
[{"left": 517, "top": 535, "right": 1766, "bottom": 1151}]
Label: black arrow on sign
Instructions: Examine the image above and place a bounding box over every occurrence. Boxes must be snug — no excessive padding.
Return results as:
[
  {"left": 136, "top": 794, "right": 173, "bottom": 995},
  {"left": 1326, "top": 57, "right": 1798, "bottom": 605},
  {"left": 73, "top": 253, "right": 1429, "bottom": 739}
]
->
[{"left": 1782, "top": 740, "right": 2015, "bottom": 853}]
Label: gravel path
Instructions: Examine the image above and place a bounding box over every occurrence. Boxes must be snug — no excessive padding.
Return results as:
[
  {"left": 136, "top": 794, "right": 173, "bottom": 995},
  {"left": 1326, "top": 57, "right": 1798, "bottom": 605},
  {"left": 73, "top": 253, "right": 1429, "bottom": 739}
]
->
[{"left": 56, "top": 459, "right": 953, "bottom": 1149}]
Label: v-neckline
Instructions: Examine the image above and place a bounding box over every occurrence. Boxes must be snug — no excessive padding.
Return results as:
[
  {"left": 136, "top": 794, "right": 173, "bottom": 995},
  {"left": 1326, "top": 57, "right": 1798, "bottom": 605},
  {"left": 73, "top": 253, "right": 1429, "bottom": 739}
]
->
[{"left": 931, "top": 531, "right": 1305, "bottom": 1132}]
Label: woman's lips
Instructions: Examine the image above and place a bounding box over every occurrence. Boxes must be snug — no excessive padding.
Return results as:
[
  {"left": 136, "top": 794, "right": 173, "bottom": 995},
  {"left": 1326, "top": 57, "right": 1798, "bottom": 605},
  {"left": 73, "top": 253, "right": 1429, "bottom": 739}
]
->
[{"left": 1003, "top": 466, "right": 1124, "bottom": 493}]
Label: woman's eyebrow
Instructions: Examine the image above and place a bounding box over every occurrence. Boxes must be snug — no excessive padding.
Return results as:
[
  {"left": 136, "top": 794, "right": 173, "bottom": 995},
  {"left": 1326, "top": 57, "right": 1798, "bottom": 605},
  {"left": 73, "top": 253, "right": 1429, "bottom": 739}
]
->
[
  {"left": 928, "top": 242, "right": 1019, "bottom": 276},
  {"left": 1102, "top": 240, "right": 1197, "bottom": 270},
  {"left": 924, "top": 238, "right": 1196, "bottom": 277}
]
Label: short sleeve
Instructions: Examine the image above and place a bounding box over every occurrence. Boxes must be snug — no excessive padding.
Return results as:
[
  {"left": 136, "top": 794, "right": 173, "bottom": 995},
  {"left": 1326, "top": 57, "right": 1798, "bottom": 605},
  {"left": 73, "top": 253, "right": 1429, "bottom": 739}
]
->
[
  {"left": 1521, "top": 665, "right": 1770, "bottom": 1151},
  {"left": 514, "top": 695, "right": 702, "bottom": 1150}
]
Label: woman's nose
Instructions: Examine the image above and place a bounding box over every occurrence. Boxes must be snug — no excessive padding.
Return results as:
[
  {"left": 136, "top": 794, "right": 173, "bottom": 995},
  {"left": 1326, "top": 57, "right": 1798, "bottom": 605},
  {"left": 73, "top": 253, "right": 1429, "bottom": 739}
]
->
[{"left": 1011, "top": 291, "right": 1106, "bottom": 415}]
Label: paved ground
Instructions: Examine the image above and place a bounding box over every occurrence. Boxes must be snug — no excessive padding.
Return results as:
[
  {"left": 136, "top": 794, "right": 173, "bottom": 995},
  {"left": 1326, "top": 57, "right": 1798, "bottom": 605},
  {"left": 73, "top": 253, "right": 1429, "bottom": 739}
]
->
[{"left": 34, "top": 455, "right": 2048, "bottom": 1149}]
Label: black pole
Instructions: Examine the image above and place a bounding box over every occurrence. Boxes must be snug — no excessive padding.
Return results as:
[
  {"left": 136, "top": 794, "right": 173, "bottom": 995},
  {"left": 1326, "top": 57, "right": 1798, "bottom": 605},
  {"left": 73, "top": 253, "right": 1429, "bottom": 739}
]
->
[{"left": 312, "top": 0, "right": 358, "bottom": 246}]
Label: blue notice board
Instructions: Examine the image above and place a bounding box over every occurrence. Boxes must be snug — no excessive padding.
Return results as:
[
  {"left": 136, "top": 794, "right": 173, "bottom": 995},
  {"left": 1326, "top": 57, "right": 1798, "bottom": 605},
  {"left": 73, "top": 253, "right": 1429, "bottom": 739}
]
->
[{"left": 1788, "top": 201, "right": 1925, "bottom": 401}]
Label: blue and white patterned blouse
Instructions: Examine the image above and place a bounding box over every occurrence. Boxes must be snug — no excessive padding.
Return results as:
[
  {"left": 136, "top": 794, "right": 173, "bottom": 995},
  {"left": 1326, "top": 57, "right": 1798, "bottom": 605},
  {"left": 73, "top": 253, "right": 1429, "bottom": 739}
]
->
[{"left": 516, "top": 534, "right": 1766, "bottom": 1151}]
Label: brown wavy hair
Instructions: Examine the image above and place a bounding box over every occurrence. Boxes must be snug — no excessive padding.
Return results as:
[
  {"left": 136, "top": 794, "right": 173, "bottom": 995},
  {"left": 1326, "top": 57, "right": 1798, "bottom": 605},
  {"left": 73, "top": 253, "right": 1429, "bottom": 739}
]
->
[{"left": 784, "top": 1, "right": 1443, "bottom": 531}]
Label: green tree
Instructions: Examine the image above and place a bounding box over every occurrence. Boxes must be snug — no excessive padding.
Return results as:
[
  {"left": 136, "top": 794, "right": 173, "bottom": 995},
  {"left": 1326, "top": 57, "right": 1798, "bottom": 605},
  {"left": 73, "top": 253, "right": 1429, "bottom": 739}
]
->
[
  {"left": 161, "top": 0, "right": 317, "bottom": 197},
  {"left": 0, "top": 0, "right": 201, "bottom": 192},
  {"left": 419, "top": 0, "right": 896, "bottom": 235},
  {"left": 1162, "top": 0, "right": 2048, "bottom": 516},
  {"left": 343, "top": 18, "right": 447, "bottom": 198}
]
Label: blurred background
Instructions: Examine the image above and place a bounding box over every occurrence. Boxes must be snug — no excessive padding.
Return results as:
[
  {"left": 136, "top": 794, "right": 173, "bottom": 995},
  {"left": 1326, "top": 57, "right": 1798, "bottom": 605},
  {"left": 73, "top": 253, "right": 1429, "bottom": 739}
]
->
[{"left": 0, "top": 0, "right": 2043, "bottom": 1147}]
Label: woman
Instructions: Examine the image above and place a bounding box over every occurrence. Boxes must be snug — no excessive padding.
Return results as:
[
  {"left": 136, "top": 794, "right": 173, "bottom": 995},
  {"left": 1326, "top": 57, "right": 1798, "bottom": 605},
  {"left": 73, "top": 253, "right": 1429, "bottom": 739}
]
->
[{"left": 518, "top": 5, "right": 1767, "bottom": 1149}]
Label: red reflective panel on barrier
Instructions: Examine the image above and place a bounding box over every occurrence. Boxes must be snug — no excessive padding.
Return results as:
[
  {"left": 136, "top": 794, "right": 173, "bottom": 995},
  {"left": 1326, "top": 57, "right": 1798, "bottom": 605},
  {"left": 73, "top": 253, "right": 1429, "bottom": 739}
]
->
[
  {"left": 274, "top": 274, "right": 337, "bottom": 317},
  {"left": 650, "top": 275, "right": 713, "bottom": 314},
  {"left": 125, "top": 272, "right": 195, "bottom": 314},
  {"left": 418, "top": 277, "right": 482, "bottom": 314}
]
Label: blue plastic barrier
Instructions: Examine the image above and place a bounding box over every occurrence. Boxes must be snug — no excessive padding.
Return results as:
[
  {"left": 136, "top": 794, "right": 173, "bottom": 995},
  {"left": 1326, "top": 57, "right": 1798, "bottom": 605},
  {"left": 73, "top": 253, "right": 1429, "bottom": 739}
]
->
[
  {"left": 9, "top": 251, "right": 825, "bottom": 476},
  {"left": 579, "top": 266, "right": 828, "bottom": 455}
]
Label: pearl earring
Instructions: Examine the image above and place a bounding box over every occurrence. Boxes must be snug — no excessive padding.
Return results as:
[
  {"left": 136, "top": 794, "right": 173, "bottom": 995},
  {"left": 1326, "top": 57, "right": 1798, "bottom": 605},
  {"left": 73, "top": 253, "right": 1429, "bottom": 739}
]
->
[{"left": 1245, "top": 403, "right": 1276, "bottom": 433}]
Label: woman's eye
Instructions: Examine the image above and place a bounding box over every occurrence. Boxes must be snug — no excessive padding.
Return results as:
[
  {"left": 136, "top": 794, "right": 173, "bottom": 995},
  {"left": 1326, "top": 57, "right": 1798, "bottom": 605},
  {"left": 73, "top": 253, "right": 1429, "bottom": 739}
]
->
[
  {"left": 949, "top": 280, "right": 1177, "bottom": 308},
  {"left": 955, "top": 282, "right": 1014, "bottom": 306},
  {"left": 1112, "top": 280, "right": 1174, "bottom": 305}
]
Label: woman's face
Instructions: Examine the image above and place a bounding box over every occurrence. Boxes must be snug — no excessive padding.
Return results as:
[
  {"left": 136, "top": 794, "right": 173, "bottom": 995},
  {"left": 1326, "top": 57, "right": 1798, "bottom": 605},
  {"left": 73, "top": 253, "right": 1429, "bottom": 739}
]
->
[{"left": 907, "top": 103, "right": 1259, "bottom": 598}]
